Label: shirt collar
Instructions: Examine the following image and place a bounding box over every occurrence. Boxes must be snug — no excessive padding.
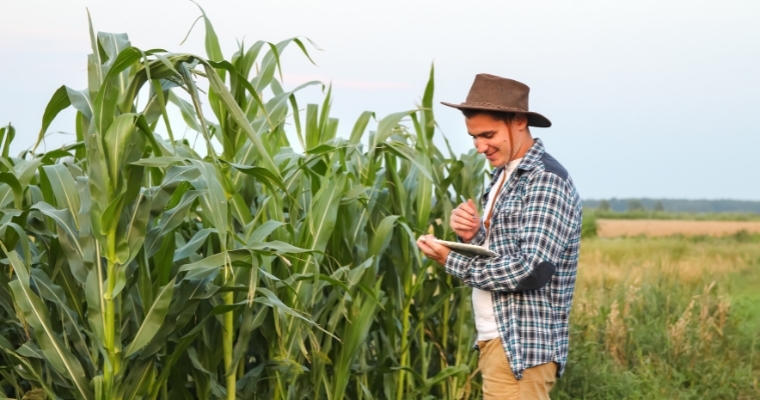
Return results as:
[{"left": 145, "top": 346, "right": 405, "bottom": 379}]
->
[{"left": 489, "top": 138, "right": 546, "bottom": 178}]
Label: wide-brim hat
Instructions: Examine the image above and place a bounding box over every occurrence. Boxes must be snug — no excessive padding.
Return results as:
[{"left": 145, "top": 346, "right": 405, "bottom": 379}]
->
[{"left": 441, "top": 74, "right": 551, "bottom": 128}]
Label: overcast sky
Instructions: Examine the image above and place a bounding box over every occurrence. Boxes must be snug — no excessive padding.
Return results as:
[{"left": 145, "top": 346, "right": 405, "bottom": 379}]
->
[{"left": 1, "top": 0, "right": 759, "bottom": 200}]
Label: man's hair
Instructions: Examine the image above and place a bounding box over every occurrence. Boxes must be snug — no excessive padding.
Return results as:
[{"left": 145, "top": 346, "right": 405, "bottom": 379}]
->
[
  {"left": 461, "top": 109, "right": 530, "bottom": 131},
  {"left": 461, "top": 109, "right": 516, "bottom": 122}
]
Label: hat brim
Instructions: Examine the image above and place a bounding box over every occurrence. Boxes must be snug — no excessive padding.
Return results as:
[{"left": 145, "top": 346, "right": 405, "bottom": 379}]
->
[{"left": 441, "top": 101, "right": 552, "bottom": 128}]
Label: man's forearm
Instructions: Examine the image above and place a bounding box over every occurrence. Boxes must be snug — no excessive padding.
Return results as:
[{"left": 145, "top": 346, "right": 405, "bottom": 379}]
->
[{"left": 444, "top": 250, "right": 556, "bottom": 292}]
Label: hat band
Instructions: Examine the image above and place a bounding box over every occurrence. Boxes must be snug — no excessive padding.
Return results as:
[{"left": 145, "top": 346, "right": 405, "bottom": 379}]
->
[{"left": 460, "top": 102, "right": 527, "bottom": 113}]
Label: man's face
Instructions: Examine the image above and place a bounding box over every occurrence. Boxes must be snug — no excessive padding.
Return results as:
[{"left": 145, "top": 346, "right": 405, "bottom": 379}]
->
[{"left": 466, "top": 113, "right": 518, "bottom": 168}]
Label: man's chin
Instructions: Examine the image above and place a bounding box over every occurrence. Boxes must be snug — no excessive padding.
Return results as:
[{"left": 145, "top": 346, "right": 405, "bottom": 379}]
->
[{"left": 487, "top": 158, "right": 506, "bottom": 168}]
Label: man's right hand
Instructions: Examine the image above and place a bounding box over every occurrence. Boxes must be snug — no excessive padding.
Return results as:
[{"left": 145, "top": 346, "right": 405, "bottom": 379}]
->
[{"left": 450, "top": 199, "right": 481, "bottom": 243}]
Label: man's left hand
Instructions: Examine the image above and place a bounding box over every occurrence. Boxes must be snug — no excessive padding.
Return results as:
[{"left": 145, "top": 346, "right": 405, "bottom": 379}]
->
[{"left": 415, "top": 234, "right": 451, "bottom": 265}]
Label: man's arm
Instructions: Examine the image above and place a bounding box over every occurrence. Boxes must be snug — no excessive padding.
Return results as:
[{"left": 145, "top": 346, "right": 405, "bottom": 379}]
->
[{"left": 444, "top": 171, "right": 577, "bottom": 292}]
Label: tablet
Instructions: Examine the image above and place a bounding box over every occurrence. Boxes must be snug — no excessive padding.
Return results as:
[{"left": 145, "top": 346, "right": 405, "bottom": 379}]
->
[{"left": 428, "top": 238, "right": 498, "bottom": 258}]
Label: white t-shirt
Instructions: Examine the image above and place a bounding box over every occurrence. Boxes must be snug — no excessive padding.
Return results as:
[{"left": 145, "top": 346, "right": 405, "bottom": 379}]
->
[{"left": 472, "top": 157, "right": 522, "bottom": 341}]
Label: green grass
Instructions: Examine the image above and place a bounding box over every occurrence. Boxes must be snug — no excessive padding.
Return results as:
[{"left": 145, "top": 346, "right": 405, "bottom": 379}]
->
[
  {"left": 552, "top": 234, "right": 760, "bottom": 399},
  {"left": 587, "top": 209, "right": 760, "bottom": 221}
]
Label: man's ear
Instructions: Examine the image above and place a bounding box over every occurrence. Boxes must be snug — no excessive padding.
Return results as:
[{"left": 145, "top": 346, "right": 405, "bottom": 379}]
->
[{"left": 514, "top": 113, "right": 529, "bottom": 131}]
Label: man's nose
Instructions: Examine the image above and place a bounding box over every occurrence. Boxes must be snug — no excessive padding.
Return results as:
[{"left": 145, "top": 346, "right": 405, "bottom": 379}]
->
[{"left": 475, "top": 139, "right": 488, "bottom": 153}]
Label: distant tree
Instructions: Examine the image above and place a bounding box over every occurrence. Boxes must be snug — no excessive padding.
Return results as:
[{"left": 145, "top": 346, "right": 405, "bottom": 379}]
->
[
  {"left": 628, "top": 199, "right": 646, "bottom": 212},
  {"left": 599, "top": 200, "right": 611, "bottom": 211},
  {"left": 653, "top": 201, "right": 664, "bottom": 212}
]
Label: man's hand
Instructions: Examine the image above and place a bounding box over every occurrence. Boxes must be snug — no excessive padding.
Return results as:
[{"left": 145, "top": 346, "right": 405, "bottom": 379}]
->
[
  {"left": 450, "top": 199, "right": 481, "bottom": 243},
  {"left": 416, "top": 235, "right": 452, "bottom": 265}
]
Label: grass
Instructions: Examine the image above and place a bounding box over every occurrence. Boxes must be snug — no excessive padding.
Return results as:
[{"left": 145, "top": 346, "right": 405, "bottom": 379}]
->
[
  {"left": 552, "top": 234, "right": 760, "bottom": 399},
  {"left": 588, "top": 209, "right": 760, "bottom": 221}
]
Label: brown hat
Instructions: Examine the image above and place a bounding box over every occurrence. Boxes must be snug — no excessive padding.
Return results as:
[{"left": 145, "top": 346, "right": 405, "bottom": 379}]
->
[{"left": 442, "top": 74, "right": 551, "bottom": 128}]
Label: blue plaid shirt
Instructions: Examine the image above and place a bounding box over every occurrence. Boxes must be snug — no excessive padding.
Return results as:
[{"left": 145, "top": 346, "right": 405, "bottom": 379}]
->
[{"left": 445, "top": 138, "right": 582, "bottom": 380}]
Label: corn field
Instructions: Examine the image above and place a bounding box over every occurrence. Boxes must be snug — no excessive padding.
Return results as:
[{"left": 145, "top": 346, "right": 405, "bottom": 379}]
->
[{"left": 0, "top": 7, "right": 490, "bottom": 400}]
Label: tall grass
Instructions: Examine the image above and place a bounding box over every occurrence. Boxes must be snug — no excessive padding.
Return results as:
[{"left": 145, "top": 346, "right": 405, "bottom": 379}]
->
[{"left": 554, "top": 235, "right": 760, "bottom": 399}]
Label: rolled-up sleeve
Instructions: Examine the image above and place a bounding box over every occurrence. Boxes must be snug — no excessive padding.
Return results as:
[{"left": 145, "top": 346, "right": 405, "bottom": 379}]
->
[{"left": 445, "top": 171, "right": 576, "bottom": 292}]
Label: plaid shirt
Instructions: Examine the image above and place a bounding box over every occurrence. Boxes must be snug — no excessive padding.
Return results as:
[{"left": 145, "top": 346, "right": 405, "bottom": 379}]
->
[{"left": 445, "top": 138, "right": 582, "bottom": 380}]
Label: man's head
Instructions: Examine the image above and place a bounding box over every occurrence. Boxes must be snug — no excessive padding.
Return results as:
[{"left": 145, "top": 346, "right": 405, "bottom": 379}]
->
[
  {"left": 462, "top": 109, "right": 532, "bottom": 168},
  {"left": 441, "top": 74, "right": 552, "bottom": 167}
]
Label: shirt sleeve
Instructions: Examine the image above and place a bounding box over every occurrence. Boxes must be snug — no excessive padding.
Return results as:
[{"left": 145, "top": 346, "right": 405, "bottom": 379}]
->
[
  {"left": 444, "top": 171, "right": 577, "bottom": 292},
  {"left": 457, "top": 222, "right": 487, "bottom": 246}
]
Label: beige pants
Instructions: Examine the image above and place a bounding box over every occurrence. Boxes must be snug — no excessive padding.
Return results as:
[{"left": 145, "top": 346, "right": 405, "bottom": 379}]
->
[{"left": 478, "top": 339, "right": 557, "bottom": 399}]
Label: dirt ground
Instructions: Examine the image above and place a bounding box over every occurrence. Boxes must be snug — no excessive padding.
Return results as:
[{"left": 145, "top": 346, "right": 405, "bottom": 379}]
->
[{"left": 597, "top": 219, "right": 760, "bottom": 237}]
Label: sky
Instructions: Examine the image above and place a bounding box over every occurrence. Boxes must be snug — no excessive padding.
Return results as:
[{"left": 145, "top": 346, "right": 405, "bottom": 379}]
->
[{"left": 1, "top": 0, "right": 759, "bottom": 200}]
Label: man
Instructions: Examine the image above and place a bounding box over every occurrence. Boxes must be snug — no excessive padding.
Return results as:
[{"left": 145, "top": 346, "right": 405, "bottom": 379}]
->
[{"left": 416, "top": 74, "right": 582, "bottom": 399}]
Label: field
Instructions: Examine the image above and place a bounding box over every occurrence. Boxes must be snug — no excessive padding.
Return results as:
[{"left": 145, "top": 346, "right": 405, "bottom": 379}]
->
[
  {"left": 552, "top": 232, "right": 760, "bottom": 399},
  {"left": 597, "top": 219, "right": 760, "bottom": 237},
  {"left": 0, "top": 8, "right": 757, "bottom": 399}
]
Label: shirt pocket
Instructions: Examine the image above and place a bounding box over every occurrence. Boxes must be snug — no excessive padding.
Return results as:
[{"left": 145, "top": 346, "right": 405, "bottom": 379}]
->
[{"left": 491, "top": 195, "right": 523, "bottom": 253}]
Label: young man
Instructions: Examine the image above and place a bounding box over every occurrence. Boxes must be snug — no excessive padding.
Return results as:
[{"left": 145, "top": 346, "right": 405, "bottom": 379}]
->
[{"left": 416, "top": 74, "right": 582, "bottom": 399}]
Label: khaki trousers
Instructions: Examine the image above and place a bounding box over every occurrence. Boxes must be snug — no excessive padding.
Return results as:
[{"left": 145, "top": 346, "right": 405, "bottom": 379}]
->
[{"left": 478, "top": 339, "right": 557, "bottom": 400}]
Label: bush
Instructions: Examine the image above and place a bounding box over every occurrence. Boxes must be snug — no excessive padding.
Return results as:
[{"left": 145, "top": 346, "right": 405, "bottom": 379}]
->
[{"left": 581, "top": 211, "right": 598, "bottom": 238}]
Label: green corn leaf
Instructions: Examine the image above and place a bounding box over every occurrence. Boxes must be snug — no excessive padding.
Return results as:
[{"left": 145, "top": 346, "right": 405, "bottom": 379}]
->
[
  {"left": 41, "top": 164, "right": 81, "bottom": 228},
  {"left": 200, "top": 62, "right": 279, "bottom": 175},
  {"left": 247, "top": 220, "right": 284, "bottom": 244},
  {"left": 103, "top": 113, "right": 138, "bottom": 185},
  {"left": 167, "top": 91, "right": 202, "bottom": 132},
  {"left": 349, "top": 111, "right": 375, "bottom": 146},
  {"left": 65, "top": 87, "right": 94, "bottom": 120},
  {"left": 131, "top": 156, "right": 186, "bottom": 168},
  {"left": 119, "top": 359, "right": 155, "bottom": 400},
  {"left": 0, "top": 172, "right": 23, "bottom": 209},
  {"left": 124, "top": 278, "right": 176, "bottom": 357},
  {"left": 33, "top": 86, "right": 71, "bottom": 153},
  {"left": 0, "top": 221, "right": 32, "bottom": 263},
  {"left": 369, "top": 215, "right": 400, "bottom": 260},
  {"left": 190, "top": 160, "right": 228, "bottom": 246},
  {"left": 144, "top": 190, "right": 203, "bottom": 257},
  {"left": 30, "top": 268, "right": 93, "bottom": 366},
  {"left": 415, "top": 154, "right": 433, "bottom": 231},
  {"left": 7, "top": 251, "right": 93, "bottom": 400},
  {"left": 370, "top": 110, "right": 415, "bottom": 151},
  {"left": 331, "top": 282, "right": 382, "bottom": 399},
  {"left": 100, "top": 192, "right": 125, "bottom": 236},
  {"left": 224, "top": 161, "right": 287, "bottom": 193},
  {"left": 32, "top": 202, "right": 87, "bottom": 284},
  {"left": 173, "top": 228, "right": 215, "bottom": 261},
  {"left": 191, "top": 2, "right": 224, "bottom": 64},
  {"left": 118, "top": 189, "right": 152, "bottom": 265}
]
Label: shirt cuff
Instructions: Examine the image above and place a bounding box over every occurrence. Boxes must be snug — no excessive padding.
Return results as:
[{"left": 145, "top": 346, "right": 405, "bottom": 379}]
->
[
  {"left": 444, "top": 249, "right": 473, "bottom": 278},
  {"left": 456, "top": 224, "right": 487, "bottom": 246}
]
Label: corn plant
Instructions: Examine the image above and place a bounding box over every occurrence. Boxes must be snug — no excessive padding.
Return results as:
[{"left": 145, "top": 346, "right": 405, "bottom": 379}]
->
[{"left": 0, "top": 7, "right": 487, "bottom": 400}]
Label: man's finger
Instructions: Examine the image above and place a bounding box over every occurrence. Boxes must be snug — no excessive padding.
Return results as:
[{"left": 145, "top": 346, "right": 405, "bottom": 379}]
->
[
  {"left": 468, "top": 199, "right": 478, "bottom": 214},
  {"left": 425, "top": 235, "right": 446, "bottom": 252},
  {"left": 417, "top": 237, "right": 436, "bottom": 255},
  {"left": 452, "top": 208, "right": 478, "bottom": 222},
  {"left": 452, "top": 224, "right": 477, "bottom": 234},
  {"left": 451, "top": 212, "right": 478, "bottom": 224},
  {"left": 459, "top": 201, "right": 476, "bottom": 216},
  {"left": 452, "top": 212, "right": 480, "bottom": 228}
]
